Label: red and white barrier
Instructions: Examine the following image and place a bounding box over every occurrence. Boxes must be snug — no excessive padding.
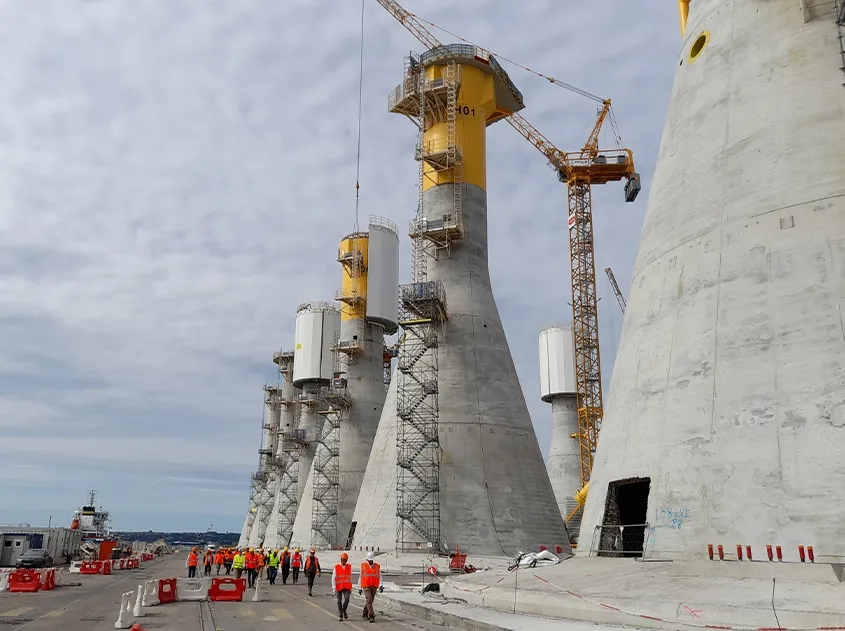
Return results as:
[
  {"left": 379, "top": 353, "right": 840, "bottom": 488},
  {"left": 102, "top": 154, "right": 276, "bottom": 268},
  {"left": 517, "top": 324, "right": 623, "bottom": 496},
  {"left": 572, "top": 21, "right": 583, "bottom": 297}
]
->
[
  {"left": 0, "top": 572, "right": 9, "bottom": 592},
  {"left": 114, "top": 590, "right": 136, "bottom": 629},
  {"left": 69, "top": 561, "right": 83, "bottom": 574},
  {"left": 158, "top": 578, "right": 177, "bottom": 605},
  {"left": 209, "top": 577, "right": 246, "bottom": 602},
  {"left": 8, "top": 569, "right": 41, "bottom": 592},
  {"left": 80, "top": 560, "right": 103, "bottom": 575}
]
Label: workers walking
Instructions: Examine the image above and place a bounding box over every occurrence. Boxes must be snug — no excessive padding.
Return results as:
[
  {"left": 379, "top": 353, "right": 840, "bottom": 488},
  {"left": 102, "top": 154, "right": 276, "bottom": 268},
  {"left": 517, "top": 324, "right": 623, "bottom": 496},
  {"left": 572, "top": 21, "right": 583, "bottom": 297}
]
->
[
  {"left": 245, "top": 548, "right": 258, "bottom": 588},
  {"left": 257, "top": 548, "right": 266, "bottom": 580},
  {"left": 281, "top": 547, "right": 291, "bottom": 584},
  {"left": 232, "top": 548, "right": 245, "bottom": 579},
  {"left": 304, "top": 548, "right": 321, "bottom": 596},
  {"left": 203, "top": 549, "right": 214, "bottom": 577},
  {"left": 186, "top": 547, "right": 199, "bottom": 578},
  {"left": 332, "top": 552, "right": 353, "bottom": 621},
  {"left": 267, "top": 548, "right": 280, "bottom": 585},
  {"left": 214, "top": 549, "right": 225, "bottom": 575},
  {"left": 291, "top": 548, "right": 302, "bottom": 584},
  {"left": 359, "top": 551, "right": 383, "bottom": 623},
  {"left": 224, "top": 548, "right": 234, "bottom": 575}
]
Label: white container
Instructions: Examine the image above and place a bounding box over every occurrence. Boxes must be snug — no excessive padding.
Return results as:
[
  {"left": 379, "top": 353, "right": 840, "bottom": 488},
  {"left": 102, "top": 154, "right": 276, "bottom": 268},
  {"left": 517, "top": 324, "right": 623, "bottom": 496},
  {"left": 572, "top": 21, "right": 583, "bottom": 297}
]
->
[
  {"left": 539, "top": 324, "right": 576, "bottom": 400},
  {"left": 293, "top": 302, "right": 340, "bottom": 386},
  {"left": 365, "top": 215, "right": 400, "bottom": 334}
]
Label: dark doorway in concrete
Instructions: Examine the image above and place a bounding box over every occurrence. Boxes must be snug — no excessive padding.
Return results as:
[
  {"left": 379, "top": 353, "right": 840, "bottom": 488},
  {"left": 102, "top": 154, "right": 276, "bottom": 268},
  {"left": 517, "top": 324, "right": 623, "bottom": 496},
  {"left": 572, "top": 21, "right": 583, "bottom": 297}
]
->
[
  {"left": 345, "top": 521, "right": 357, "bottom": 551},
  {"left": 597, "top": 477, "right": 650, "bottom": 558}
]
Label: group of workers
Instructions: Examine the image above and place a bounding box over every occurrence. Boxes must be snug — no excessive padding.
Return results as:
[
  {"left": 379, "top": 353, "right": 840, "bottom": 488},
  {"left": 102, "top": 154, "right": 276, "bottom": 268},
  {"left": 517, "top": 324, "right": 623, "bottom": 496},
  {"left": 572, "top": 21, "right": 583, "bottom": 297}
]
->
[{"left": 185, "top": 547, "right": 384, "bottom": 621}]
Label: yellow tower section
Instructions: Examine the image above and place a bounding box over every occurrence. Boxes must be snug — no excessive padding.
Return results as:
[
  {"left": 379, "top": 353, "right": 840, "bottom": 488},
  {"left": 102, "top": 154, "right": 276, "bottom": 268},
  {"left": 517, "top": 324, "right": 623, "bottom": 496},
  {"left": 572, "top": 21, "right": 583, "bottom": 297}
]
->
[{"left": 337, "top": 233, "right": 369, "bottom": 350}]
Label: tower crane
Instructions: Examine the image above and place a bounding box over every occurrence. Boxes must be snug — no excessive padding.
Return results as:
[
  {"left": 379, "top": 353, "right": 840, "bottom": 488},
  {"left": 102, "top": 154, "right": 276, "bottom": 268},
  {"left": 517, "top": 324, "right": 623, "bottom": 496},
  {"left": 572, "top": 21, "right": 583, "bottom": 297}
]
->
[
  {"left": 605, "top": 267, "right": 627, "bottom": 314},
  {"left": 376, "top": 0, "right": 641, "bottom": 522}
]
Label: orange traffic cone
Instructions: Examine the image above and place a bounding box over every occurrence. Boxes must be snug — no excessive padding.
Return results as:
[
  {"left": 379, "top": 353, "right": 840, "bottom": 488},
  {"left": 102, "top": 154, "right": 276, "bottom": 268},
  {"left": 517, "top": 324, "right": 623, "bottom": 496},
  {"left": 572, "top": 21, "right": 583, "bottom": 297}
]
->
[{"left": 130, "top": 624, "right": 148, "bottom": 631}]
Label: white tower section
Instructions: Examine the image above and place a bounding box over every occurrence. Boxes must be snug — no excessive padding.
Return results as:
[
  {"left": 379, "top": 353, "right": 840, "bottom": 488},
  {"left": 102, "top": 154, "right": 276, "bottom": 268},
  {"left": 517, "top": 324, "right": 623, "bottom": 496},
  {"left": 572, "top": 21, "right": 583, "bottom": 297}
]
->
[
  {"left": 539, "top": 325, "right": 580, "bottom": 541},
  {"left": 365, "top": 217, "right": 400, "bottom": 329},
  {"left": 581, "top": 0, "right": 845, "bottom": 560}
]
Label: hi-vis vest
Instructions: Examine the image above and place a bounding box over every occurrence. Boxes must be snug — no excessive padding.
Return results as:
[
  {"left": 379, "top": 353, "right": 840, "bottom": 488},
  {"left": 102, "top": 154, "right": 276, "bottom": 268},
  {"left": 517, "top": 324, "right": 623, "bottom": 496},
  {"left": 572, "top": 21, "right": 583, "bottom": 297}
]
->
[
  {"left": 187, "top": 552, "right": 198, "bottom": 567},
  {"left": 267, "top": 552, "right": 279, "bottom": 568},
  {"left": 233, "top": 554, "right": 245, "bottom": 569},
  {"left": 334, "top": 563, "right": 352, "bottom": 591},
  {"left": 360, "top": 562, "right": 381, "bottom": 588}
]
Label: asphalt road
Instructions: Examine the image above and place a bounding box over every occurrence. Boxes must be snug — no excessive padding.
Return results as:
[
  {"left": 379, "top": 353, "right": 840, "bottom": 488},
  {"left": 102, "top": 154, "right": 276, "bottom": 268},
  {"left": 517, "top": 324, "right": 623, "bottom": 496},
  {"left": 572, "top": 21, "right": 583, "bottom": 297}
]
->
[{"left": 0, "top": 555, "right": 450, "bottom": 630}]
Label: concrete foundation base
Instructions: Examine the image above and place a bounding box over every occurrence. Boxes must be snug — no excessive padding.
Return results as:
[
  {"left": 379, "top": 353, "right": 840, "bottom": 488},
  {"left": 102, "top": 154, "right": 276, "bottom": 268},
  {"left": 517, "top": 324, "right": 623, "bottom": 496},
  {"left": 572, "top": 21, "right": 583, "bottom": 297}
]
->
[{"left": 437, "top": 556, "right": 845, "bottom": 630}]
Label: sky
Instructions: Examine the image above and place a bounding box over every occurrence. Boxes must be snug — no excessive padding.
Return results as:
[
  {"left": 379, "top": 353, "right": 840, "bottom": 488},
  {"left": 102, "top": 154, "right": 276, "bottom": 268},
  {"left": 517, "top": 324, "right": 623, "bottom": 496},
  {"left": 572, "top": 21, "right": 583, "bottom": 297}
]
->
[{"left": 0, "top": 0, "right": 679, "bottom": 532}]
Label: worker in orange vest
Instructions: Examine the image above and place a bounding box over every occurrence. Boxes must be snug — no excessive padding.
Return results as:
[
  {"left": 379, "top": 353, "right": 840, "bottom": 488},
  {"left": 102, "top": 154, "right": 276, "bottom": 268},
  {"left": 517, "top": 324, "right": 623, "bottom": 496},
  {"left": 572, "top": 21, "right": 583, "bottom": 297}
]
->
[
  {"left": 186, "top": 547, "right": 199, "bottom": 579},
  {"left": 257, "top": 548, "right": 266, "bottom": 580},
  {"left": 202, "top": 549, "right": 214, "bottom": 577},
  {"left": 304, "top": 548, "right": 321, "bottom": 596},
  {"left": 291, "top": 548, "right": 302, "bottom": 585},
  {"left": 214, "top": 549, "right": 225, "bottom": 575},
  {"left": 332, "top": 552, "right": 353, "bottom": 621},
  {"left": 223, "top": 548, "right": 234, "bottom": 575},
  {"left": 280, "top": 547, "right": 291, "bottom": 584},
  {"left": 245, "top": 548, "right": 258, "bottom": 588},
  {"left": 359, "top": 551, "right": 383, "bottom": 623}
]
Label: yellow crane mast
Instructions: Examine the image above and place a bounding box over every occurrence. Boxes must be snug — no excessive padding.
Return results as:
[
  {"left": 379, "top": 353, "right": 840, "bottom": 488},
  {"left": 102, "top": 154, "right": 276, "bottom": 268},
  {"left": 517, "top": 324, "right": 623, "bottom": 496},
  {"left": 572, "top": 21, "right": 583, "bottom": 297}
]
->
[{"left": 375, "top": 0, "right": 640, "bottom": 516}]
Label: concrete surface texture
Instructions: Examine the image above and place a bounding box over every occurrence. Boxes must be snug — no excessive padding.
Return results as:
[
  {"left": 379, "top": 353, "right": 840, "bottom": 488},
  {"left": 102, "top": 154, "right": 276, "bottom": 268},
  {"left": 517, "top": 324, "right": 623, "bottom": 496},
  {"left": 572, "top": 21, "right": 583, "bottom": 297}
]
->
[
  {"left": 237, "top": 478, "right": 258, "bottom": 548},
  {"left": 438, "top": 556, "right": 845, "bottom": 630},
  {"left": 263, "top": 358, "right": 298, "bottom": 550},
  {"left": 353, "top": 182, "right": 570, "bottom": 556},
  {"left": 337, "top": 320, "right": 388, "bottom": 548},
  {"left": 580, "top": 0, "right": 845, "bottom": 559},
  {"left": 546, "top": 395, "right": 581, "bottom": 540}
]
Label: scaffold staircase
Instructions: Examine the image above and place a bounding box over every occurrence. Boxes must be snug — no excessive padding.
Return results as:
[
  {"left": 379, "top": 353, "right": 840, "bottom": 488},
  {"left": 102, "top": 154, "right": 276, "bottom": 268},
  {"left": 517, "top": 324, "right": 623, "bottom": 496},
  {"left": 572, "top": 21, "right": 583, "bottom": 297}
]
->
[
  {"left": 395, "top": 280, "right": 447, "bottom": 552},
  {"left": 400, "top": 56, "right": 463, "bottom": 276},
  {"left": 311, "top": 340, "right": 352, "bottom": 550},
  {"left": 335, "top": 241, "right": 367, "bottom": 361}
]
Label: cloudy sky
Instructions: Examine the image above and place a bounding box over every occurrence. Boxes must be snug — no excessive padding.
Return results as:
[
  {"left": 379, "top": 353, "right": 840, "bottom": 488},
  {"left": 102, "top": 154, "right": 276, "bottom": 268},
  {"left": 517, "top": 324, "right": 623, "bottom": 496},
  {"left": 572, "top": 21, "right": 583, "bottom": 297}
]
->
[{"left": 0, "top": 1, "right": 679, "bottom": 532}]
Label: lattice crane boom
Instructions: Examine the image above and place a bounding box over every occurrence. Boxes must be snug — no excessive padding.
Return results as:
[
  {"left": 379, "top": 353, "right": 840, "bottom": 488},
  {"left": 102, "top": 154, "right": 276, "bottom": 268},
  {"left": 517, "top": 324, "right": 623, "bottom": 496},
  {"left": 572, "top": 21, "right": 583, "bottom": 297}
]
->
[{"left": 374, "top": 0, "right": 444, "bottom": 50}]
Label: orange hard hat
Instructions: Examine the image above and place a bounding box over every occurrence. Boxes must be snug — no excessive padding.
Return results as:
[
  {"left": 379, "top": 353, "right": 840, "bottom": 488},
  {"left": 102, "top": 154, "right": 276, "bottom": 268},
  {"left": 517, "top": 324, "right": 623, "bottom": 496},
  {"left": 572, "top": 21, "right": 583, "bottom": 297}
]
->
[{"left": 340, "top": 552, "right": 348, "bottom": 561}]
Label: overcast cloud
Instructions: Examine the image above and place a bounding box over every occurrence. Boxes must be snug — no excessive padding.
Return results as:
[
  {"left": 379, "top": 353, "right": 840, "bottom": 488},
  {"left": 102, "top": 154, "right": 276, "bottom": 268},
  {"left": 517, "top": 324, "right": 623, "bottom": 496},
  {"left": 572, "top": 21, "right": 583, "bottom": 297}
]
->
[{"left": 0, "top": 0, "right": 678, "bottom": 531}]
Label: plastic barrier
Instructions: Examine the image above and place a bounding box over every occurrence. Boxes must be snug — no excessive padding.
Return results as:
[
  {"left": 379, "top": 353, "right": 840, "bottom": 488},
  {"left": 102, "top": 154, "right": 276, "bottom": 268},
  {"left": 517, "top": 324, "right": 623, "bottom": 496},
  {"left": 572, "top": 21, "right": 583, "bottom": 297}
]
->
[
  {"left": 119, "top": 559, "right": 126, "bottom": 570},
  {"left": 114, "top": 590, "right": 136, "bottom": 629},
  {"left": 127, "top": 558, "right": 139, "bottom": 569},
  {"left": 101, "top": 560, "right": 112, "bottom": 575},
  {"left": 141, "top": 579, "right": 160, "bottom": 607},
  {"left": 132, "top": 584, "right": 145, "bottom": 618},
  {"left": 8, "top": 569, "right": 41, "bottom": 593},
  {"left": 80, "top": 560, "right": 103, "bottom": 575},
  {"left": 54, "top": 568, "right": 65, "bottom": 587},
  {"left": 0, "top": 572, "right": 9, "bottom": 592},
  {"left": 158, "top": 578, "right": 177, "bottom": 605},
  {"left": 68, "top": 561, "right": 83, "bottom": 574},
  {"left": 176, "top": 577, "right": 209, "bottom": 601},
  {"left": 39, "top": 568, "right": 55, "bottom": 590},
  {"left": 209, "top": 577, "right": 246, "bottom": 602}
]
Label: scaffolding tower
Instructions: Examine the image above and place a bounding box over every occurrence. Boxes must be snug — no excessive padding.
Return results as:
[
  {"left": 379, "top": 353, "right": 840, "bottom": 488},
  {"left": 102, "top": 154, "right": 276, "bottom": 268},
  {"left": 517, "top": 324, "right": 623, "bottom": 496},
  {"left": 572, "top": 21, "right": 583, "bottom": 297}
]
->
[
  {"left": 395, "top": 280, "right": 447, "bottom": 551},
  {"left": 390, "top": 54, "right": 464, "bottom": 281},
  {"left": 273, "top": 350, "right": 301, "bottom": 547},
  {"left": 311, "top": 343, "right": 352, "bottom": 550}
]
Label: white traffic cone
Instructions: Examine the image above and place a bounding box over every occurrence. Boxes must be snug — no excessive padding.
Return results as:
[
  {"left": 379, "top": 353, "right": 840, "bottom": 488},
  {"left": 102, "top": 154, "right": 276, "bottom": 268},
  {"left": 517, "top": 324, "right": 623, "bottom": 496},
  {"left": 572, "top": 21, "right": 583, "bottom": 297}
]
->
[
  {"left": 251, "top": 578, "right": 262, "bottom": 602},
  {"left": 132, "top": 584, "right": 145, "bottom": 618},
  {"left": 114, "top": 590, "right": 135, "bottom": 629}
]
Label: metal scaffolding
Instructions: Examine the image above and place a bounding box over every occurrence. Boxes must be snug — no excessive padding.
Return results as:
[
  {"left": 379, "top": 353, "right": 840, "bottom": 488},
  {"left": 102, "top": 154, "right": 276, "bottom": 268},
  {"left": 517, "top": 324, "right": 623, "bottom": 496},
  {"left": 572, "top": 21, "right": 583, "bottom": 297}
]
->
[
  {"left": 395, "top": 280, "right": 447, "bottom": 551},
  {"left": 311, "top": 377, "right": 351, "bottom": 550},
  {"left": 273, "top": 350, "right": 301, "bottom": 547},
  {"left": 336, "top": 238, "right": 367, "bottom": 362}
]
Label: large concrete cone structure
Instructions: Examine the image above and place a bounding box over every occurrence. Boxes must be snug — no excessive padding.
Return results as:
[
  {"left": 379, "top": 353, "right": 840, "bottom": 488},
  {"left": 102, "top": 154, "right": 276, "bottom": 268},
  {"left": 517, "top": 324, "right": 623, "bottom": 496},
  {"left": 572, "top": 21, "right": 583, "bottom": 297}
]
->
[
  {"left": 580, "top": 0, "right": 845, "bottom": 560},
  {"left": 539, "top": 325, "right": 581, "bottom": 543},
  {"left": 264, "top": 350, "right": 297, "bottom": 551},
  {"left": 352, "top": 45, "right": 569, "bottom": 556},
  {"left": 291, "top": 219, "right": 398, "bottom": 549},
  {"left": 247, "top": 383, "right": 283, "bottom": 549}
]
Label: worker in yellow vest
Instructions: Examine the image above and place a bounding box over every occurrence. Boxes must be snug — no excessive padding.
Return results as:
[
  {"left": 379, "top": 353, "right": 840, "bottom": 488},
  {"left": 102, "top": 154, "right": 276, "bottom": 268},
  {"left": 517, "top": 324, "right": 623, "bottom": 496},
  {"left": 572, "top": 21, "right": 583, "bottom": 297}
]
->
[
  {"left": 232, "top": 548, "right": 246, "bottom": 580},
  {"left": 266, "top": 549, "right": 280, "bottom": 585},
  {"left": 332, "top": 552, "right": 353, "bottom": 621},
  {"left": 359, "top": 551, "right": 383, "bottom": 623}
]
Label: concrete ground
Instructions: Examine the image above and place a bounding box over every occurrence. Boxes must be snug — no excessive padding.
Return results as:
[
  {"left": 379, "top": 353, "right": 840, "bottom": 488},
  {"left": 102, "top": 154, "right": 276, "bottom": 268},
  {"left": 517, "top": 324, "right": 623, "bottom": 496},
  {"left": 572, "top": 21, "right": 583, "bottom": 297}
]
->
[{"left": 0, "top": 554, "right": 458, "bottom": 630}]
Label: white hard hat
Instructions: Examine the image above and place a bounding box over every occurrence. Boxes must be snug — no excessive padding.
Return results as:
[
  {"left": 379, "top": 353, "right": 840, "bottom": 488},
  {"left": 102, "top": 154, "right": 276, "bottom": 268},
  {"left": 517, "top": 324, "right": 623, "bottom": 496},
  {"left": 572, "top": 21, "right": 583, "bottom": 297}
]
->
[{"left": 367, "top": 551, "right": 374, "bottom": 561}]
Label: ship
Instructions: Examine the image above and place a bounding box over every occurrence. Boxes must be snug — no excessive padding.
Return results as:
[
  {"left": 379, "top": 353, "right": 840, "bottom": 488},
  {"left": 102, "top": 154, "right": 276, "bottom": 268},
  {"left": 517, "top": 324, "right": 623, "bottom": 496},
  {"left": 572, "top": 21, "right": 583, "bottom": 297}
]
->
[{"left": 69, "top": 490, "right": 127, "bottom": 561}]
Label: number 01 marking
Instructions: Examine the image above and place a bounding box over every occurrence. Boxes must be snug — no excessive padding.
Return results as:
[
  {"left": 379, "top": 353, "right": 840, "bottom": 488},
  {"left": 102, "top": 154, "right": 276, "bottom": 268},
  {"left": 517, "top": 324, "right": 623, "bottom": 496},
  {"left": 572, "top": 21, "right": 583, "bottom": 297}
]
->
[{"left": 456, "top": 105, "right": 475, "bottom": 117}]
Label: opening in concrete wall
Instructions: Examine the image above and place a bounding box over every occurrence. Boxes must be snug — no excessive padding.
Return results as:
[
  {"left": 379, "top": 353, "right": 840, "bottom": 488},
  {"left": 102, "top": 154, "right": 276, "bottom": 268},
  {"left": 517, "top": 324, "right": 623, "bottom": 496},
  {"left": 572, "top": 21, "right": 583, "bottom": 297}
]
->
[
  {"left": 596, "top": 477, "right": 650, "bottom": 558},
  {"left": 345, "top": 521, "right": 357, "bottom": 550}
]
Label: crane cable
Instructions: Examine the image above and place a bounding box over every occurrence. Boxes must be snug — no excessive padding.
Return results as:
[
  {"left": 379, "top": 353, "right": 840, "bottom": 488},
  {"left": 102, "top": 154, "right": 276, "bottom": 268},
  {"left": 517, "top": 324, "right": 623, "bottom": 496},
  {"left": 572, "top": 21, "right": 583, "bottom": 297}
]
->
[
  {"left": 353, "top": 0, "right": 366, "bottom": 233},
  {"left": 401, "top": 7, "right": 625, "bottom": 150}
]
